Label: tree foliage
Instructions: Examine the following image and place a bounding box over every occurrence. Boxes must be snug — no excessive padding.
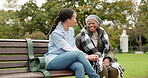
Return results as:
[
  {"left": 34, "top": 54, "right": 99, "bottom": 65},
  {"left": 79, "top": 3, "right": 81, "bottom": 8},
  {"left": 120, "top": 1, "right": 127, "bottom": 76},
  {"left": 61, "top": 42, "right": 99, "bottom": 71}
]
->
[
  {"left": 132, "top": 0, "right": 148, "bottom": 50},
  {"left": 0, "top": 10, "right": 24, "bottom": 39},
  {"left": 0, "top": 0, "right": 148, "bottom": 49}
]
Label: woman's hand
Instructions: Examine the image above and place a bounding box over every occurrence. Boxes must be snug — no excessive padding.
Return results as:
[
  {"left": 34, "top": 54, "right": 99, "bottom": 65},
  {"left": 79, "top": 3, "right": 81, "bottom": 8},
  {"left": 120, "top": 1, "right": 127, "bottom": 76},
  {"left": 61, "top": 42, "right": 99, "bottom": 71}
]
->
[
  {"left": 86, "top": 54, "right": 99, "bottom": 61},
  {"left": 103, "top": 58, "right": 110, "bottom": 68}
]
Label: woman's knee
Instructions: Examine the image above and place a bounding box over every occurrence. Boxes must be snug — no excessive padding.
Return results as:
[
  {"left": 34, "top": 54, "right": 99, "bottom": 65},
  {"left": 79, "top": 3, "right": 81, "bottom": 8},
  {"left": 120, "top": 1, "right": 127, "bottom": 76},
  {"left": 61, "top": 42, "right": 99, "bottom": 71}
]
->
[
  {"left": 73, "top": 50, "right": 83, "bottom": 55},
  {"left": 99, "top": 64, "right": 108, "bottom": 78},
  {"left": 108, "top": 67, "right": 118, "bottom": 78},
  {"left": 71, "top": 51, "right": 84, "bottom": 57},
  {"left": 69, "top": 62, "right": 84, "bottom": 71}
]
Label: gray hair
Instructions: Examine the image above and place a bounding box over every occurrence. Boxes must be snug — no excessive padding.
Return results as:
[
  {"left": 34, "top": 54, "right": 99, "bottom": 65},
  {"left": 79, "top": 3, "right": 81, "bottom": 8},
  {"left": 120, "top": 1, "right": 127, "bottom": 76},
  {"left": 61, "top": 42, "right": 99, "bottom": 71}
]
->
[{"left": 85, "top": 15, "right": 101, "bottom": 25}]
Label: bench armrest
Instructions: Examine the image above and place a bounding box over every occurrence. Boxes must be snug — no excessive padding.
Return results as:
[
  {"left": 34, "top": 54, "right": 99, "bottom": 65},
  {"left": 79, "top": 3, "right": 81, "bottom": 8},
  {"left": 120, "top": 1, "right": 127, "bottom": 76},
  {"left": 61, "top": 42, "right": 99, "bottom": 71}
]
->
[
  {"left": 29, "top": 57, "right": 45, "bottom": 72},
  {"left": 25, "top": 38, "right": 50, "bottom": 78}
]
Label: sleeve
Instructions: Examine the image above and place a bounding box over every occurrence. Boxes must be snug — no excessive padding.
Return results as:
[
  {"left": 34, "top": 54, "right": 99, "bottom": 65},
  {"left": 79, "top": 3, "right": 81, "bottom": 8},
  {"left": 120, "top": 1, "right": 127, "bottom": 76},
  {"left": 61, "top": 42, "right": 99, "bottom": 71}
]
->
[
  {"left": 62, "top": 28, "right": 80, "bottom": 52},
  {"left": 50, "top": 32, "right": 67, "bottom": 49},
  {"left": 75, "top": 33, "right": 82, "bottom": 50},
  {"left": 104, "top": 43, "right": 115, "bottom": 62},
  {"left": 62, "top": 44, "right": 79, "bottom": 52}
]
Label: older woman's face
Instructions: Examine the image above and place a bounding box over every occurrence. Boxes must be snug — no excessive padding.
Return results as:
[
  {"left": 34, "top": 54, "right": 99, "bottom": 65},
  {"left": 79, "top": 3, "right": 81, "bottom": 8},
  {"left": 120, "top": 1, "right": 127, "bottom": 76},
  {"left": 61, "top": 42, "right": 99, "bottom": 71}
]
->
[{"left": 87, "top": 19, "right": 99, "bottom": 33}]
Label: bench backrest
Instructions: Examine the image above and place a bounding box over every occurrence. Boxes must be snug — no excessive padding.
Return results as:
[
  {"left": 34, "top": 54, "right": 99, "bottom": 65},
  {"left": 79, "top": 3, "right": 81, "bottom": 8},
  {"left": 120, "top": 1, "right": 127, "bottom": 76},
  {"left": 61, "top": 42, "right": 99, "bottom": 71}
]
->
[{"left": 0, "top": 39, "right": 48, "bottom": 74}]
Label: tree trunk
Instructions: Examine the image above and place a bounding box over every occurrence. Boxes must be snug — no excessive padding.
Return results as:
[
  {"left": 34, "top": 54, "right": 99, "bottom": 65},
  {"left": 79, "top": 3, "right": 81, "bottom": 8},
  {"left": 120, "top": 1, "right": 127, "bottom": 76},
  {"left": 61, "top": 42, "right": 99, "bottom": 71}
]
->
[{"left": 139, "top": 34, "right": 142, "bottom": 51}]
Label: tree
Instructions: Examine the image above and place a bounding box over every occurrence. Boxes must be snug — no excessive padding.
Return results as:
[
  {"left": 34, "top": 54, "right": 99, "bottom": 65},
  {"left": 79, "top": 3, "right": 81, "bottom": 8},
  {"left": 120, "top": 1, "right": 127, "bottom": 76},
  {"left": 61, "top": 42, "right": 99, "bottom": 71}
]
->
[
  {"left": 3, "top": 0, "right": 145, "bottom": 49},
  {"left": 133, "top": 0, "right": 148, "bottom": 50},
  {"left": 0, "top": 10, "right": 24, "bottom": 39},
  {"left": 17, "top": 0, "right": 64, "bottom": 36},
  {"left": 0, "top": 0, "right": 28, "bottom": 39},
  {"left": 17, "top": 0, "right": 39, "bottom": 33},
  {"left": 58, "top": 0, "right": 134, "bottom": 42},
  {"left": 17, "top": 0, "right": 134, "bottom": 35},
  {"left": 15, "top": 0, "right": 136, "bottom": 47},
  {"left": 2, "top": 0, "right": 20, "bottom": 11}
]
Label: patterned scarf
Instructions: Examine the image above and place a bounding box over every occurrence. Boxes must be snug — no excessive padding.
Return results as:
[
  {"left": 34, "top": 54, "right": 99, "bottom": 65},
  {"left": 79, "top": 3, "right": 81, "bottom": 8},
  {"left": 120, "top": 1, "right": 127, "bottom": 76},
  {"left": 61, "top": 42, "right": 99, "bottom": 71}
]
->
[
  {"left": 80, "top": 26, "right": 109, "bottom": 54},
  {"left": 80, "top": 26, "right": 124, "bottom": 77}
]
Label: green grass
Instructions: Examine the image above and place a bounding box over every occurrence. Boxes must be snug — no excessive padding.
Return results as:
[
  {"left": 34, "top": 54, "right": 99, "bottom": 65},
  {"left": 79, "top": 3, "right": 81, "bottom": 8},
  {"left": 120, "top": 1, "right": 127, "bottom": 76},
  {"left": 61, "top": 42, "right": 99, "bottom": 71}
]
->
[
  {"left": 116, "top": 54, "right": 148, "bottom": 78},
  {"left": 58, "top": 54, "right": 148, "bottom": 78}
]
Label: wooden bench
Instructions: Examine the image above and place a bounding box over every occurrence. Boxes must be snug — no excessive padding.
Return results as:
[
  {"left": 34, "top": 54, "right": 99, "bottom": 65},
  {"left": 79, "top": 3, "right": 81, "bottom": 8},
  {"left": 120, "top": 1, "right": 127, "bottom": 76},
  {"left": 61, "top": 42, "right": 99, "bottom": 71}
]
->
[{"left": 0, "top": 38, "right": 74, "bottom": 78}]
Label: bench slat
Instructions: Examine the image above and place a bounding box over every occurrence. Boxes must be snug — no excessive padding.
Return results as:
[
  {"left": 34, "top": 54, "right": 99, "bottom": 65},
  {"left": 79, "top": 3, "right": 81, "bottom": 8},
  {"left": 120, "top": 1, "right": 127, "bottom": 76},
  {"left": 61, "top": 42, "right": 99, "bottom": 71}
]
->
[
  {"left": 33, "top": 43, "right": 48, "bottom": 48},
  {"left": 0, "top": 48, "right": 47, "bottom": 54},
  {"left": 0, "top": 42, "right": 27, "bottom": 48},
  {"left": 0, "top": 55, "right": 28, "bottom": 61},
  {"left": 0, "top": 41, "right": 48, "bottom": 48},
  {"left": 0, "top": 54, "right": 46, "bottom": 61},
  {"left": 0, "top": 62, "right": 28, "bottom": 68},
  {"left": 0, "top": 68, "right": 30, "bottom": 75},
  {"left": 0, "top": 72, "right": 44, "bottom": 78},
  {"left": 0, "top": 70, "right": 74, "bottom": 78},
  {"left": 0, "top": 48, "right": 28, "bottom": 54},
  {"left": 0, "top": 39, "right": 25, "bottom": 42},
  {"left": 34, "top": 48, "right": 48, "bottom": 54},
  {"left": 49, "top": 70, "right": 74, "bottom": 77},
  {"left": 0, "top": 39, "right": 48, "bottom": 43}
]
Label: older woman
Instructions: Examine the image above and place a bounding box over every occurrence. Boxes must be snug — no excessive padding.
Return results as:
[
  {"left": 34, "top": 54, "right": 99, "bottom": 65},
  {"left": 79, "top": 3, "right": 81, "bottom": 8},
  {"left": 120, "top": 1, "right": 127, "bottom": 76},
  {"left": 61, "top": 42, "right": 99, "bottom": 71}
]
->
[{"left": 76, "top": 15, "right": 124, "bottom": 78}]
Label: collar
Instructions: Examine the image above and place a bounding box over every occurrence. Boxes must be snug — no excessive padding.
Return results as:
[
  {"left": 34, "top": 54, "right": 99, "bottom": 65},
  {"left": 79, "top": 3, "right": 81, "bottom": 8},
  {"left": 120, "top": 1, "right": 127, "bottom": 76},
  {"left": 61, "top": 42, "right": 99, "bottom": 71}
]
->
[
  {"left": 56, "top": 22, "right": 69, "bottom": 35},
  {"left": 56, "top": 22, "right": 66, "bottom": 32}
]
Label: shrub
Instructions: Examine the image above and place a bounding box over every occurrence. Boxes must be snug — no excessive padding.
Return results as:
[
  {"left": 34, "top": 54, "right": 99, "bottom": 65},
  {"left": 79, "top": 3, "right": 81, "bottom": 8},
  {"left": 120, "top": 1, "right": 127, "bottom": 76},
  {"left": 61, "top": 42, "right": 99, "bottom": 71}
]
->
[
  {"left": 24, "top": 32, "right": 46, "bottom": 40},
  {"left": 145, "top": 52, "right": 148, "bottom": 54}
]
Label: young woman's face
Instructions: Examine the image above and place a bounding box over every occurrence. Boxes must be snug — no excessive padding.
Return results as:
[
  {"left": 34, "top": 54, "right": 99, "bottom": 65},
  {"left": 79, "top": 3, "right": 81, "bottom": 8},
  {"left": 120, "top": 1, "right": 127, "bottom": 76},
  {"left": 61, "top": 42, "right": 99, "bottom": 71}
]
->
[
  {"left": 87, "top": 19, "right": 99, "bottom": 33},
  {"left": 69, "top": 12, "right": 77, "bottom": 27}
]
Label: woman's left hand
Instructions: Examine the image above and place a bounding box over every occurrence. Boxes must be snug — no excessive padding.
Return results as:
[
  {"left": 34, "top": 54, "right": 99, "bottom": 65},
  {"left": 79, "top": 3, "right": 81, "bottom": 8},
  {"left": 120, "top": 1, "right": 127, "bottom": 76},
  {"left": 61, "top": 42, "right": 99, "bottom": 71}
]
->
[{"left": 103, "top": 58, "right": 110, "bottom": 68}]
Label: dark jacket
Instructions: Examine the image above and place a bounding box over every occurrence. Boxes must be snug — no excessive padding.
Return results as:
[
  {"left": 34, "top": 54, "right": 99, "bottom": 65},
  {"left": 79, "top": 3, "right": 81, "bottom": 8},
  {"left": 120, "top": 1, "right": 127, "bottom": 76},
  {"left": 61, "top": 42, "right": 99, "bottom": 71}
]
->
[{"left": 75, "top": 28, "right": 115, "bottom": 61}]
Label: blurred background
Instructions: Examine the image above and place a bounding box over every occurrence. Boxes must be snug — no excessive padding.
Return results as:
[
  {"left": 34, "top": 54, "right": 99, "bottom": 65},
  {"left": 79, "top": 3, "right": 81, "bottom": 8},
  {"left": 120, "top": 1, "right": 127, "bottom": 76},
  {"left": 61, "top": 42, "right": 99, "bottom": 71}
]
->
[{"left": 0, "top": 0, "right": 147, "bottom": 53}]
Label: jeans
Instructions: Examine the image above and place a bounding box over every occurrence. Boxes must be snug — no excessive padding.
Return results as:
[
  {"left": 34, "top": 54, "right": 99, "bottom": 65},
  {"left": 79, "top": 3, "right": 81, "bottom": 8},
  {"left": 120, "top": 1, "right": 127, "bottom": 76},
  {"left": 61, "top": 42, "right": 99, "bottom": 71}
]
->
[{"left": 46, "top": 51, "right": 100, "bottom": 78}]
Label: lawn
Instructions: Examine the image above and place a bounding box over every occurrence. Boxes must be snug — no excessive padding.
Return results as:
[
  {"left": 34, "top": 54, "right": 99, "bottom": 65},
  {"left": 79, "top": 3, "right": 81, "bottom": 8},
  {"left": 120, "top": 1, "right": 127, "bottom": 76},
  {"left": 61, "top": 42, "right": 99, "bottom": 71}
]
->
[
  {"left": 116, "top": 54, "right": 148, "bottom": 78},
  {"left": 58, "top": 54, "right": 148, "bottom": 78}
]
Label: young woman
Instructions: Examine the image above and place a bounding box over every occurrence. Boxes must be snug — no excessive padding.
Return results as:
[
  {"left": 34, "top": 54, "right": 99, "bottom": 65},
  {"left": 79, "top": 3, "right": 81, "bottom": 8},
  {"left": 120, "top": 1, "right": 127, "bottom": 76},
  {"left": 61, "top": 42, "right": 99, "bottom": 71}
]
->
[
  {"left": 44, "top": 8, "right": 100, "bottom": 78},
  {"left": 76, "top": 15, "right": 124, "bottom": 78}
]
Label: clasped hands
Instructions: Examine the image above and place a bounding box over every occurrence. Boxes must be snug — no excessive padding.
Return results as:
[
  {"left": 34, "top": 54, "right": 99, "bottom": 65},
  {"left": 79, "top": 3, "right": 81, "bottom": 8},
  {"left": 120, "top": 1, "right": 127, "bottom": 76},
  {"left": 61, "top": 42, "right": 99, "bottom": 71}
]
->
[{"left": 86, "top": 54, "right": 110, "bottom": 68}]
